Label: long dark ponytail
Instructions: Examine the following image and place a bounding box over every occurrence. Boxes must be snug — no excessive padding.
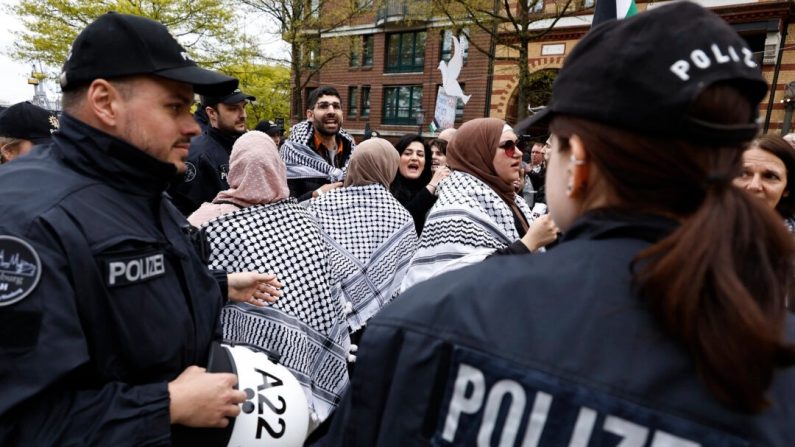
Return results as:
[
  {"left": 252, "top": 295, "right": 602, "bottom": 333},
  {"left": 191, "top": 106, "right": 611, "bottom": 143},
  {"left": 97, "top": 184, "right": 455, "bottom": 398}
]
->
[{"left": 550, "top": 84, "right": 795, "bottom": 412}]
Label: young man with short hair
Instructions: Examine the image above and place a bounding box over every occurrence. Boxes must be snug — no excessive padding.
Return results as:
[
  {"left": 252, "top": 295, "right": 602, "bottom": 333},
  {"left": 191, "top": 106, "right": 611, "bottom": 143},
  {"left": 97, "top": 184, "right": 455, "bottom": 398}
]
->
[{"left": 281, "top": 86, "right": 357, "bottom": 201}]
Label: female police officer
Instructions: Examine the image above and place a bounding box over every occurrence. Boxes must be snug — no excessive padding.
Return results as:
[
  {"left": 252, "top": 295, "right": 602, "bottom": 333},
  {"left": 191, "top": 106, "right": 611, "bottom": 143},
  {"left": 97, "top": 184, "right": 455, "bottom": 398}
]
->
[{"left": 314, "top": 3, "right": 795, "bottom": 446}]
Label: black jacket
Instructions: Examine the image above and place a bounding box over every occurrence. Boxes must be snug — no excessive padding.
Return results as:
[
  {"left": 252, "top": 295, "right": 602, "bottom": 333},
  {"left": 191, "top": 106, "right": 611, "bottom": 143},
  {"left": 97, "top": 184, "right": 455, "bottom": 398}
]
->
[
  {"left": 169, "top": 127, "right": 238, "bottom": 215},
  {"left": 315, "top": 211, "right": 795, "bottom": 446},
  {"left": 0, "top": 114, "right": 227, "bottom": 446}
]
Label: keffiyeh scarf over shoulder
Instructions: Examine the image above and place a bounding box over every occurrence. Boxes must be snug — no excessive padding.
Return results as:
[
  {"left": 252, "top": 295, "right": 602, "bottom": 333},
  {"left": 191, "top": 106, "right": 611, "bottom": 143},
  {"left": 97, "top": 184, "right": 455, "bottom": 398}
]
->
[
  {"left": 200, "top": 199, "right": 350, "bottom": 424},
  {"left": 308, "top": 184, "right": 418, "bottom": 332},
  {"left": 402, "top": 171, "right": 533, "bottom": 290},
  {"left": 281, "top": 120, "right": 355, "bottom": 180}
]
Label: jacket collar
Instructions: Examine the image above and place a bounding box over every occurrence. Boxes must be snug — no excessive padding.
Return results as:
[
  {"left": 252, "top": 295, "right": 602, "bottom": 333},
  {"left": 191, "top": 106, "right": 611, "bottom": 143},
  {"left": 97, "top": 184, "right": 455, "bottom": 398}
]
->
[
  {"left": 560, "top": 208, "right": 680, "bottom": 244},
  {"left": 51, "top": 114, "right": 177, "bottom": 197},
  {"left": 206, "top": 126, "right": 239, "bottom": 153}
]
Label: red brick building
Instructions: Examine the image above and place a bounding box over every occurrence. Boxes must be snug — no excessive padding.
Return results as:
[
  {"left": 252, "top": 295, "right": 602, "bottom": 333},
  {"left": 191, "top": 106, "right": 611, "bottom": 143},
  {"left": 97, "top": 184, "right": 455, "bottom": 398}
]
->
[{"left": 295, "top": 0, "right": 795, "bottom": 140}]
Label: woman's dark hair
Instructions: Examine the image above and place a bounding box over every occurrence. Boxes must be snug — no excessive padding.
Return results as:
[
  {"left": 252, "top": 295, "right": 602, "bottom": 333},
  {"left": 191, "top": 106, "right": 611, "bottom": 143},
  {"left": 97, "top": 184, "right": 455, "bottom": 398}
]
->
[
  {"left": 389, "top": 134, "right": 432, "bottom": 205},
  {"left": 751, "top": 134, "right": 795, "bottom": 217},
  {"left": 550, "top": 83, "right": 795, "bottom": 413},
  {"left": 428, "top": 138, "right": 448, "bottom": 155}
]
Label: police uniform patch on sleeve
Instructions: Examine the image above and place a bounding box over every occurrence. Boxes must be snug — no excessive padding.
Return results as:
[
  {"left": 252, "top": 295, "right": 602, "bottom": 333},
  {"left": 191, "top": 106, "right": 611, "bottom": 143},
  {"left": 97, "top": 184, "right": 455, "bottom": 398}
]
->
[
  {"left": 433, "top": 347, "right": 750, "bottom": 447},
  {"left": 184, "top": 161, "right": 197, "bottom": 182},
  {"left": 101, "top": 249, "right": 167, "bottom": 288},
  {"left": 220, "top": 163, "right": 229, "bottom": 182},
  {"left": 0, "top": 236, "right": 42, "bottom": 307}
]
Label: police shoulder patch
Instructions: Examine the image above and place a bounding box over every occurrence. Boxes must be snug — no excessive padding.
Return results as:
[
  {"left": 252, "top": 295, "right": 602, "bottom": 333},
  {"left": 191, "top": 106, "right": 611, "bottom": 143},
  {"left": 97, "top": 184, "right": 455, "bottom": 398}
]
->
[
  {"left": 184, "top": 162, "right": 197, "bottom": 182},
  {"left": 0, "top": 236, "right": 42, "bottom": 307}
]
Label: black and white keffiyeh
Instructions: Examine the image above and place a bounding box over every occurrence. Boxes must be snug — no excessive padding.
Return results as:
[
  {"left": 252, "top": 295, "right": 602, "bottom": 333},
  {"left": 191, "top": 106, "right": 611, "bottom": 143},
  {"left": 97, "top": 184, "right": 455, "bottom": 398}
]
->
[
  {"left": 402, "top": 171, "right": 534, "bottom": 290},
  {"left": 307, "top": 184, "right": 418, "bottom": 332},
  {"left": 281, "top": 120, "right": 355, "bottom": 180},
  {"left": 200, "top": 199, "right": 350, "bottom": 424}
]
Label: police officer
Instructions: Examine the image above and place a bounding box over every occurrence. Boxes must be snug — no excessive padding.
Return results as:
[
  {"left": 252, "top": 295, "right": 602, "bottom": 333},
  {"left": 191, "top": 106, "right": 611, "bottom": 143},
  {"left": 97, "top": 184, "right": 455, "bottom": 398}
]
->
[
  {"left": 314, "top": 3, "right": 795, "bottom": 446},
  {"left": 0, "top": 13, "right": 281, "bottom": 446},
  {"left": 169, "top": 88, "right": 255, "bottom": 216},
  {"left": 0, "top": 101, "right": 59, "bottom": 163}
]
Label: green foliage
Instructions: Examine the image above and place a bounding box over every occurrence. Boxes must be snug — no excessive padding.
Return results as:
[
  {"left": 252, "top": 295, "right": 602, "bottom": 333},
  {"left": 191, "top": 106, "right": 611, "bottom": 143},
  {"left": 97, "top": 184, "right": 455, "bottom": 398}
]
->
[
  {"left": 221, "top": 62, "right": 292, "bottom": 128},
  {"left": 8, "top": 0, "right": 240, "bottom": 72}
]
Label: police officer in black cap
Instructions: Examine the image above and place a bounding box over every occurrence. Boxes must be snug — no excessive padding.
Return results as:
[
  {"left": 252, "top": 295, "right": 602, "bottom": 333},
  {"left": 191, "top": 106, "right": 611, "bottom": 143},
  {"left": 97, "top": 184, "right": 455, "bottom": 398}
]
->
[
  {"left": 255, "top": 119, "right": 285, "bottom": 148},
  {"left": 0, "top": 12, "right": 282, "bottom": 446},
  {"left": 169, "top": 88, "right": 255, "bottom": 216},
  {"left": 0, "top": 101, "right": 58, "bottom": 163}
]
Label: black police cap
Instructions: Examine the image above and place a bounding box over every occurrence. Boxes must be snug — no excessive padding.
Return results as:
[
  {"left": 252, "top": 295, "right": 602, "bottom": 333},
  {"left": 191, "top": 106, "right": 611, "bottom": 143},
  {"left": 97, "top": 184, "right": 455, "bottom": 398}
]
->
[
  {"left": 59, "top": 12, "right": 238, "bottom": 96},
  {"left": 0, "top": 102, "right": 59, "bottom": 144}
]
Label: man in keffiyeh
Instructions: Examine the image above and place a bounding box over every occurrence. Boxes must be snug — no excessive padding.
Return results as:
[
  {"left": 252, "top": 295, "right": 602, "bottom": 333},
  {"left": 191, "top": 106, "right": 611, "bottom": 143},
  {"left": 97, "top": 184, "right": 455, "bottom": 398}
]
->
[
  {"left": 307, "top": 138, "right": 418, "bottom": 340},
  {"left": 282, "top": 86, "right": 357, "bottom": 202},
  {"left": 189, "top": 131, "right": 351, "bottom": 429}
]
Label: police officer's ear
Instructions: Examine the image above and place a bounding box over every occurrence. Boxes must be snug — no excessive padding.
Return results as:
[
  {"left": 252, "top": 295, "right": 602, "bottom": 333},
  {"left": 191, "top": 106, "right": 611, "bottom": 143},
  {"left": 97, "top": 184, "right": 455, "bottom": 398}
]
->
[
  {"left": 567, "top": 134, "right": 590, "bottom": 198},
  {"left": 85, "top": 79, "right": 126, "bottom": 128},
  {"left": 205, "top": 105, "right": 218, "bottom": 126}
]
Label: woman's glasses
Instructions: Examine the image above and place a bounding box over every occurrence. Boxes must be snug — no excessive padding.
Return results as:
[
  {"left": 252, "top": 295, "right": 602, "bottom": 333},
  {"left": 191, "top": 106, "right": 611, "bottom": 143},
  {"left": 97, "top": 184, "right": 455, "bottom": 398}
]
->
[{"left": 498, "top": 140, "right": 520, "bottom": 158}]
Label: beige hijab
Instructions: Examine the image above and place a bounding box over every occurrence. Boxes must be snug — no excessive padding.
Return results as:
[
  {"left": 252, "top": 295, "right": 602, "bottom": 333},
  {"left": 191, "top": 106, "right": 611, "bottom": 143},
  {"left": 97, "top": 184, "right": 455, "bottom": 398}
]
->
[
  {"left": 344, "top": 138, "right": 399, "bottom": 188},
  {"left": 447, "top": 118, "right": 528, "bottom": 232},
  {"left": 214, "top": 131, "right": 289, "bottom": 206}
]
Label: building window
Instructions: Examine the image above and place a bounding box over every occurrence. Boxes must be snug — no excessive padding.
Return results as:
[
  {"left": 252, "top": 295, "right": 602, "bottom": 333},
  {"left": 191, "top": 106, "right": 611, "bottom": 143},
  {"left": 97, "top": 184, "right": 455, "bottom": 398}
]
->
[
  {"left": 363, "top": 35, "right": 374, "bottom": 67},
  {"left": 383, "top": 85, "right": 422, "bottom": 125},
  {"left": 361, "top": 86, "right": 371, "bottom": 118},
  {"left": 303, "top": 87, "right": 316, "bottom": 113},
  {"left": 531, "top": 0, "right": 544, "bottom": 12},
  {"left": 349, "top": 37, "right": 360, "bottom": 67},
  {"left": 348, "top": 87, "right": 358, "bottom": 118},
  {"left": 581, "top": 0, "right": 594, "bottom": 8},
  {"left": 440, "top": 29, "right": 469, "bottom": 63},
  {"left": 357, "top": 0, "right": 373, "bottom": 7},
  {"left": 386, "top": 31, "right": 426, "bottom": 73}
]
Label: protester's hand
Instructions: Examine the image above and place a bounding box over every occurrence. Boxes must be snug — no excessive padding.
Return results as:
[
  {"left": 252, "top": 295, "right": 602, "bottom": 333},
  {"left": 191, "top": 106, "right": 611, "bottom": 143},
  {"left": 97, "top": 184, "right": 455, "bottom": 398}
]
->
[
  {"left": 430, "top": 165, "right": 451, "bottom": 186},
  {"left": 521, "top": 214, "right": 559, "bottom": 252},
  {"left": 227, "top": 272, "right": 283, "bottom": 306},
  {"left": 168, "top": 366, "right": 246, "bottom": 428},
  {"left": 314, "top": 182, "right": 343, "bottom": 197}
]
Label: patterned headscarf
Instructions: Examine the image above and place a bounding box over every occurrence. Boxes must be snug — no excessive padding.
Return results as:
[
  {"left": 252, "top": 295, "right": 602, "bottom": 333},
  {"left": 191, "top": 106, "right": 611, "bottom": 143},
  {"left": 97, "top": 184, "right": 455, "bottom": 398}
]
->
[
  {"left": 214, "top": 131, "right": 289, "bottom": 207},
  {"left": 344, "top": 138, "right": 399, "bottom": 188}
]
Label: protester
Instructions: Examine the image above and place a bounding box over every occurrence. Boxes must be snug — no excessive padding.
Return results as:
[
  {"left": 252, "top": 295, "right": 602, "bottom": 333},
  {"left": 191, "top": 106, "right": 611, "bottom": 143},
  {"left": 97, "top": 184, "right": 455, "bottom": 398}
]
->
[
  {"left": 0, "top": 101, "right": 58, "bottom": 163},
  {"left": 307, "top": 138, "right": 418, "bottom": 340},
  {"left": 390, "top": 134, "right": 450, "bottom": 234},
  {"left": 316, "top": 4, "right": 795, "bottom": 445},
  {"left": 169, "top": 87, "right": 255, "bottom": 215},
  {"left": 526, "top": 140, "right": 548, "bottom": 204},
  {"left": 733, "top": 134, "right": 795, "bottom": 232},
  {"left": 428, "top": 137, "right": 448, "bottom": 172},
  {"left": 255, "top": 119, "right": 285, "bottom": 147},
  {"left": 0, "top": 13, "right": 283, "bottom": 446},
  {"left": 281, "top": 86, "right": 356, "bottom": 201},
  {"left": 189, "top": 130, "right": 351, "bottom": 428},
  {"left": 438, "top": 126, "right": 456, "bottom": 142},
  {"left": 401, "top": 119, "right": 557, "bottom": 289}
]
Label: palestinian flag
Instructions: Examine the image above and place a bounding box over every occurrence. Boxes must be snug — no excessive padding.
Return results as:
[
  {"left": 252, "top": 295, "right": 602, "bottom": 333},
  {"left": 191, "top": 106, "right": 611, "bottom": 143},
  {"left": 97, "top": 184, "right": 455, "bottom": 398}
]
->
[{"left": 592, "top": 0, "right": 638, "bottom": 27}]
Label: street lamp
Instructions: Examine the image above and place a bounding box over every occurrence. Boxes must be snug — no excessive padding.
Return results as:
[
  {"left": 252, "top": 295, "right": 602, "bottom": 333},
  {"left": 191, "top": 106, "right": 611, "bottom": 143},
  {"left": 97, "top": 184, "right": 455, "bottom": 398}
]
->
[{"left": 780, "top": 81, "right": 795, "bottom": 135}]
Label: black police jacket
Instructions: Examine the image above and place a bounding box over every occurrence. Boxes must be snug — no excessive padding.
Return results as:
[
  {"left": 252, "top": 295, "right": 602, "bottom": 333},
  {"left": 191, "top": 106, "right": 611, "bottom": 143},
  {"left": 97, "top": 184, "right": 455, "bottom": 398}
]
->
[
  {"left": 316, "top": 210, "right": 795, "bottom": 446},
  {"left": 169, "top": 127, "right": 237, "bottom": 215},
  {"left": 0, "top": 114, "right": 226, "bottom": 446}
]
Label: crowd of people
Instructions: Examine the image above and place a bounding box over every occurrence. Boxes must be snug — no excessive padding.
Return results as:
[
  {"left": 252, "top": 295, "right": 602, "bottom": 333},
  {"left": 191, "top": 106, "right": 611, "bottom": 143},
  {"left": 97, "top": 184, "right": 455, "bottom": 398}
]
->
[{"left": 1, "top": 2, "right": 795, "bottom": 446}]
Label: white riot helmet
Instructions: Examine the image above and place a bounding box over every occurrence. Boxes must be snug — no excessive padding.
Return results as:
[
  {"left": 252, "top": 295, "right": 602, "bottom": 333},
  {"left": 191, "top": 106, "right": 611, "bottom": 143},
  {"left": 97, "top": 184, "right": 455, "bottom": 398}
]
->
[{"left": 208, "top": 342, "right": 310, "bottom": 447}]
